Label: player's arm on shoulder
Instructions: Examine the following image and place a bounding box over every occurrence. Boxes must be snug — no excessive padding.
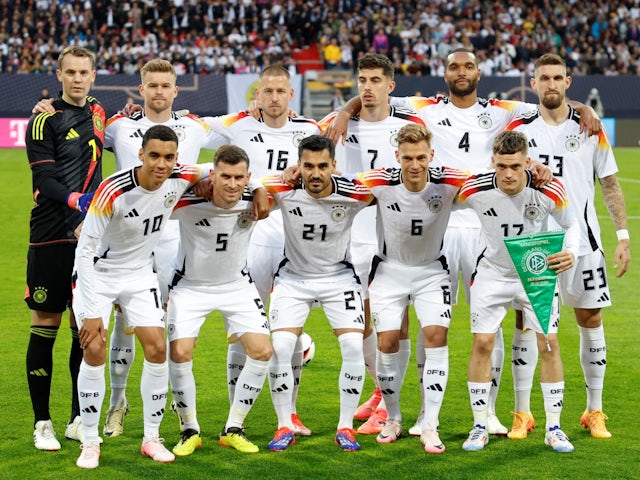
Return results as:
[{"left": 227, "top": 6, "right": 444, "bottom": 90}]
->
[
  {"left": 31, "top": 97, "right": 55, "bottom": 114},
  {"left": 323, "top": 96, "right": 361, "bottom": 145},
  {"left": 528, "top": 159, "right": 553, "bottom": 187},
  {"left": 568, "top": 100, "right": 601, "bottom": 136},
  {"left": 600, "top": 173, "right": 630, "bottom": 277}
]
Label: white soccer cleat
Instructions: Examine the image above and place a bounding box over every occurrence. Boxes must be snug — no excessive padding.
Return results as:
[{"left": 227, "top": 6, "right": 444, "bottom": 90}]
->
[
  {"left": 545, "top": 427, "right": 575, "bottom": 453},
  {"left": 462, "top": 425, "right": 489, "bottom": 451},
  {"left": 420, "top": 428, "right": 445, "bottom": 454},
  {"left": 76, "top": 442, "right": 100, "bottom": 469},
  {"left": 34, "top": 420, "right": 61, "bottom": 451},
  {"left": 408, "top": 410, "right": 425, "bottom": 436},
  {"left": 376, "top": 419, "right": 402, "bottom": 444},
  {"left": 487, "top": 412, "right": 508, "bottom": 435},
  {"left": 141, "top": 437, "right": 176, "bottom": 463}
]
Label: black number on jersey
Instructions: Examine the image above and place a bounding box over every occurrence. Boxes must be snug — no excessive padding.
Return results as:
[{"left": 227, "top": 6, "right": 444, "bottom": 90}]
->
[
  {"left": 458, "top": 132, "right": 470, "bottom": 152},
  {"left": 368, "top": 149, "right": 379, "bottom": 169},
  {"left": 149, "top": 288, "right": 160, "bottom": 308},
  {"left": 254, "top": 297, "right": 266, "bottom": 316},
  {"left": 411, "top": 219, "right": 423, "bottom": 236},
  {"left": 582, "top": 267, "right": 607, "bottom": 291},
  {"left": 302, "top": 223, "right": 327, "bottom": 241},
  {"left": 215, "top": 233, "right": 228, "bottom": 251},
  {"left": 441, "top": 285, "right": 452, "bottom": 305},
  {"left": 538, "top": 154, "right": 564, "bottom": 177},
  {"left": 343, "top": 290, "right": 362, "bottom": 312},
  {"left": 501, "top": 223, "right": 524, "bottom": 236},
  {"left": 266, "top": 149, "right": 289, "bottom": 171},
  {"left": 142, "top": 215, "right": 163, "bottom": 236}
]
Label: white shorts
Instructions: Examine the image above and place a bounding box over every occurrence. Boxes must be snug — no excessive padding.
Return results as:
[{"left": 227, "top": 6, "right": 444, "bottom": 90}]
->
[
  {"left": 269, "top": 270, "right": 365, "bottom": 331},
  {"left": 442, "top": 225, "right": 483, "bottom": 305},
  {"left": 558, "top": 250, "right": 612, "bottom": 309},
  {"left": 470, "top": 259, "right": 559, "bottom": 335},
  {"left": 153, "top": 219, "right": 180, "bottom": 302},
  {"left": 369, "top": 258, "right": 452, "bottom": 332},
  {"left": 351, "top": 241, "right": 377, "bottom": 298},
  {"left": 73, "top": 265, "right": 165, "bottom": 330},
  {"left": 166, "top": 277, "right": 269, "bottom": 342},
  {"left": 247, "top": 212, "right": 285, "bottom": 304}
]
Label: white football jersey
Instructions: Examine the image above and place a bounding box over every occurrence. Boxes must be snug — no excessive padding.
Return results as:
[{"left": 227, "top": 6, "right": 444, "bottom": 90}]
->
[
  {"left": 459, "top": 171, "right": 579, "bottom": 277},
  {"left": 395, "top": 95, "right": 535, "bottom": 227},
  {"left": 170, "top": 189, "right": 258, "bottom": 285},
  {"left": 263, "top": 174, "right": 375, "bottom": 278},
  {"left": 507, "top": 106, "right": 618, "bottom": 255},
  {"left": 358, "top": 166, "right": 467, "bottom": 266},
  {"left": 105, "top": 111, "right": 225, "bottom": 169}
]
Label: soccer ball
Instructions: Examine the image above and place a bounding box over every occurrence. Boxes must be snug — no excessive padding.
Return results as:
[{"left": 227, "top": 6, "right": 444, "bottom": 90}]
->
[{"left": 300, "top": 332, "right": 315, "bottom": 366}]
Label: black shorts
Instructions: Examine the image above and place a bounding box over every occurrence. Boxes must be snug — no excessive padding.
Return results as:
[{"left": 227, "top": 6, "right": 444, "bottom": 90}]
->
[{"left": 25, "top": 243, "right": 76, "bottom": 313}]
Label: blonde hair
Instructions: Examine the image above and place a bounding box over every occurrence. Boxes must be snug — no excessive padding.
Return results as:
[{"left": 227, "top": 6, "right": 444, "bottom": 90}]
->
[
  {"left": 140, "top": 59, "right": 177, "bottom": 83},
  {"left": 396, "top": 124, "right": 433, "bottom": 147}
]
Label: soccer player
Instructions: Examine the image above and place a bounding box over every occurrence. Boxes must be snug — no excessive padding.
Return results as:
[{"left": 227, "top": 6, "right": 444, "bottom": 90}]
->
[
  {"left": 264, "top": 135, "right": 374, "bottom": 452},
  {"left": 167, "top": 145, "right": 272, "bottom": 455},
  {"left": 505, "top": 53, "right": 631, "bottom": 439},
  {"left": 72, "top": 125, "right": 211, "bottom": 469},
  {"left": 318, "top": 53, "right": 425, "bottom": 434},
  {"left": 459, "top": 130, "right": 579, "bottom": 453},
  {"left": 25, "top": 46, "right": 106, "bottom": 451},
  {"left": 357, "top": 124, "right": 467, "bottom": 453}
]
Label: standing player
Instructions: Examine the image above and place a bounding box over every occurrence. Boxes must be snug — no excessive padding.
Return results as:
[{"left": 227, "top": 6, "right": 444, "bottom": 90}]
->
[
  {"left": 72, "top": 125, "right": 212, "bottom": 469},
  {"left": 318, "top": 53, "right": 425, "bottom": 434},
  {"left": 167, "top": 145, "right": 272, "bottom": 455},
  {"left": 357, "top": 124, "right": 467, "bottom": 453},
  {"left": 459, "top": 130, "right": 580, "bottom": 453},
  {"left": 25, "top": 46, "right": 106, "bottom": 450},
  {"left": 505, "top": 54, "right": 630, "bottom": 439},
  {"left": 264, "top": 135, "right": 374, "bottom": 452}
]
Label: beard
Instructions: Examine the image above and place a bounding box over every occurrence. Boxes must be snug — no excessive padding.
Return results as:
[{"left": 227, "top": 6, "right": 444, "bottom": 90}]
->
[
  {"left": 541, "top": 93, "right": 564, "bottom": 110},
  {"left": 448, "top": 76, "right": 479, "bottom": 97}
]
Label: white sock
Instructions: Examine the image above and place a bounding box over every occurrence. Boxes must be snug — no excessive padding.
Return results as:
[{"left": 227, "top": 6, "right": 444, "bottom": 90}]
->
[
  {"left": 169, "top": 360, "right": 199, "bottom": 432},
  {"left": 423, "top": 346, "right": 448, "bottom": 430},
  {"left": 291, "top": 335, "right": 304, "bottom": 414},
  {"left": 109, "top": 309, "right": 135, "bottom": 408},
  {"left": 226, "top": 356, "right": 268, "bottom": 430},
  {"left": 579, "top": 325, "right": 606, "bottom": 411},
  {"left": 78, "top": 360, "right": 105, "bottom": 443},
  {"left": 512, "top": 328, "right": 538, "bottom": 413},
  {"left": 489, "top": 327, "right": 504, "bottom": 414},
  {"left": 363, "top": 330, "right": 378, "bottom": 384},
  {"left": 269, "top": 331, "right": 297, "bottom": 429},
  {"left": 337, "top": 332, "right": 365, "bottom": 429},
  {"left": 541, "top": 381, "right": 564, "bottom": 430},
  {"left": 141, "top": 359, "right": 168, "bottom": 440},
  {"left": 415, "top": 330, "right": 426, "bottom": 413},
  {"left": 226, "top": 342, "right": 246, "bottom": 405},
  {"left": 376, "top": 349, "right": 403, "bottom": 420},
  {"left": 468, "top": 381, "right": 491, "bottom": 427}
]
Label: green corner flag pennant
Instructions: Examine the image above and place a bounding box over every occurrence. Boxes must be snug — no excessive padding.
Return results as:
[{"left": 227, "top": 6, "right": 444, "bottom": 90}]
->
[{"left": 504, "top": 231, "right": 565, "bottom": 336}]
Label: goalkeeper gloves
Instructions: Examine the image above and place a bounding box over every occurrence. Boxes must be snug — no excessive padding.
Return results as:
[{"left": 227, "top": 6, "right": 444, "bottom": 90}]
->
[{"left": 66, "top": 191, "right": 94, "bottom": 214}]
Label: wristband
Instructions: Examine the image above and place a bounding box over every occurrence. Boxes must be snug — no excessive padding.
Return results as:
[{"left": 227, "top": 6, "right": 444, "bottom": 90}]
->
[{"left": 616, "top": 229, "right": 630, "bottom": 241}]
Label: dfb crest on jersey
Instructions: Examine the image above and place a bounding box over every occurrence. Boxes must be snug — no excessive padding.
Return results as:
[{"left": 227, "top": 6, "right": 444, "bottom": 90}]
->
[
  {"left": 269, "top": 308, "right": 278, "bottom": 325},
  {"left": 428, "top": 195, "right": 443, "bottom": 213},
  {"left": 33, "top": 286, "right": 47, "bottom": 303},
  {"left": 565, "top": 134, "right": 580, "bottom": 152},
  {"left": 389, "top": 130, "right": 399, "bottom": 147},
  {"left": 164, "top": 192, "right": 178, "bottom": 208},
  {"left": 471, "top": 312, "right": 479, "bottom": 327},
  {"left": 477, "top": 113, "right": 492, "bottom": 129},
  {"left": 371, "top": 312, "right": 380, "bottom": 327},
  {"left": 167, "top": 322, "right": 175, "bottom": 336},
  {"left": 292, "top": 132, "right": 306, "bottom": 147},
  {"left": 331, "top": 205, "right": 347, "bottom": 222},
  {"left": 237, "top": 211, "right": 253, "bottom": 228},
  {"left": 173, "top": 126, "right": 187, "bottom": 143},
  {"left": 524, "top": 203, "right": 541, "bottom": 220},
  {"left": 524, "top": 248, "right": 548, "bottom": 275}
]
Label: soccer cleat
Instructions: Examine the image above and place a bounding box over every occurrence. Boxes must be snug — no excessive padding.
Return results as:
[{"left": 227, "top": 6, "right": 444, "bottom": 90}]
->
[
  {"left": 508, "top": 411, "right": 536, "bottom": 439},
  {"left": 580, "top": 409, "right": 612, "bottom": 438},
  {"left": 335, "top": 428, "right": 361, "bottom": 451},
  {"left": 545, "top": 426, "right": 575, "bottom": 453},
  {"left": 76, "top": 442, "right": 100, "bottom": 469},
  {"left": 354, "top": 388, "right": 382, "bottom": 421},
  {"left": 64, "top": 415, "right": 104, "bottom": 444},
  {"left": 220, "top": 427, "right": 260, "bottom": 453},
  {"left": 420, "top": 428, "right": 446, "bottom": 454},
  {"left": 487, "top": 412, "right": 508, "bottom": 435},
  {"left": 172, "top": 428, "right": 202, "bottom": 456},
  {"left": 462, "top": 425, "right": 489, "bottom": 451},
  {"left": 34, "top": 420, "right": 61, "bottom": 451},
  {"left": 103, "top": 403, "right": 129, "bottom": 437},
  {"left": 408, "top": 410, "right": 425, "bottom": 436},
  {"left": 376, "top": 419, "right": 402, "bottom": 444},
  {"left": 141, "top": 437, "right": 176, "bottom": 463},
  {"left": 291, "top": 413, "right": 312, "bottom": 436},
  {"left": 356, "top": 408, "right": 387, "bottom": 434},
  {"left": 266, "top": 427, "right": 295, "bottom": 452}
]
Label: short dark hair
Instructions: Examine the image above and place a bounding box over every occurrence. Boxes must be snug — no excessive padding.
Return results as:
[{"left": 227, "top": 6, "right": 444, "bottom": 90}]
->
[
  {"left": 298, "top": 135, "right": 335, "bottom": 161},
  {"left": 259, "top": 65, "right": 290, "bottom": 81},
  {"left": 492, "top": 131, "right": 528, "bottom": 156},
  {"left": 445, "top": 48, "right": 478, "bottom": 68},
  {"left": 214, "top": 144, "right": 250, "bottom": 168},
  {"left": 534, "top": 53, "right": 566, "bottom": 73},
  {"left": 358, "top": 53, "right": 395, "bottom": 79},
  {"left": 57, "top": 46, "right": 96, "bottom": 70},
  {"left": 141, "top": 125, "right": 178, "bottom": 148}
]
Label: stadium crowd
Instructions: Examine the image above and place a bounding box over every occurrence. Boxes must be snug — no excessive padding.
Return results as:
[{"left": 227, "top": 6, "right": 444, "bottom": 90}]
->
[{"left": 1, "top": 0, "right": 639, "bottom": 77}]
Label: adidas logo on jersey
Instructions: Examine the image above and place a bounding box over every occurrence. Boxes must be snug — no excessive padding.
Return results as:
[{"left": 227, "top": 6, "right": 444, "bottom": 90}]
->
[
  {"left": 386, "top": 203, "right": 401, "bottom": 212},
  {"left": 196, "top": 218, "right": 211, "bottom": 226},
  {"left": 125, "top": 209, "right": 140, "bottom": 218},
  {"left": 598, "top": 292, "right": 610, "bottom": 302},
  {"left": 528, "top": 138, "right": 538, "bottom": 148},
  {"left": 345, "top": 134, "right": 359, "bottom": 144},
  {"left": 288, "top": 207, "right": 303, "bottom": 216},
  {"left": 482, "top": 208, "right": 497, "bottom": 217},
  {"left": 440, "top": 310, "right": 451, "bottom": 319},
  {"left": 129, "top": 129, "right": 145, "bottom": 139},
  {"left": 65, "top": 128, "right": 80, "bottom": 140},
  {"left": 437, "top": 118, "right": 452, "bottom": 126},
  {"left": 250, "top": 133, "right": 264, "bottom": 143}
]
